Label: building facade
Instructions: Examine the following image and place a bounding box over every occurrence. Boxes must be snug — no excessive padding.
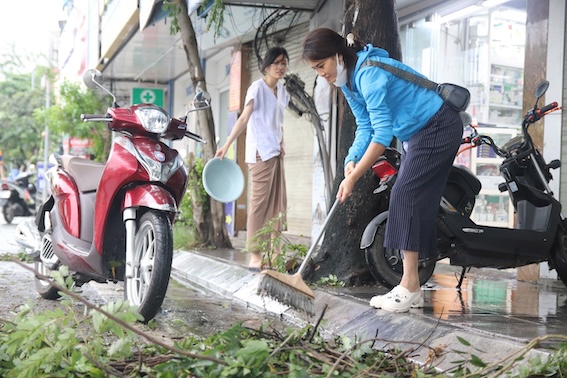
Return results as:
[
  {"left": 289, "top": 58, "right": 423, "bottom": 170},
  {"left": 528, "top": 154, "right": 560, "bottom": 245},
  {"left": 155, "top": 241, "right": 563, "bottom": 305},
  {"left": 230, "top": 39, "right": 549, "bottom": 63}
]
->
[{"left": 56, "top": 0, "right": 566, "bottom": 280}]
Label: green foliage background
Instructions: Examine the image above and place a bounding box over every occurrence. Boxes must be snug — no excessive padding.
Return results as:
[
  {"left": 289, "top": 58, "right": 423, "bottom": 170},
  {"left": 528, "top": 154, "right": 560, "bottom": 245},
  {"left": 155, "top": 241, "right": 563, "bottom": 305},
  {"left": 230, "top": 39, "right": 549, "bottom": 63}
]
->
[
  {"left": 36, "top": 80, "right": 109, "bottom": 161},
  {"left": 0, "top": 68, "right": 52, "bottom": 170},
  {"left": 0, "top": 63, "right": 109, "bottom": 172}
]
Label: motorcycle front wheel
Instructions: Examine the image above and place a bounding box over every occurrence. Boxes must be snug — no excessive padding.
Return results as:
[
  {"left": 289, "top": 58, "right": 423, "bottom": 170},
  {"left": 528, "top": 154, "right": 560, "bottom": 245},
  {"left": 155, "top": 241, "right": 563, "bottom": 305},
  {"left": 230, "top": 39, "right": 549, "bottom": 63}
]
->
[
  {"left": 34, "top": 260, "right": 62, "bottom": 300},
  {"left": 364, "top": 219, "right": 436, "bottom": 289},
  {"left": 125, "top": 210, "right": 173, "bottom": 323}
]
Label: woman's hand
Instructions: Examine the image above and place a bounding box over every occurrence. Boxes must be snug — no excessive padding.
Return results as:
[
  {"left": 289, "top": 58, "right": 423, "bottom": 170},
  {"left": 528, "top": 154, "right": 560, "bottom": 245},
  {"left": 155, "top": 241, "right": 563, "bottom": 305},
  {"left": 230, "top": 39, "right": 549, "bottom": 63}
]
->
[
  {"left": 215, "top": 145, "right": 227, "bottom": 159},
  {"left": 337, "top": 176, "right": 356, "bottom": 203},
  {"left": 337, "top": 161, "right": 356, "bottom": 203}
]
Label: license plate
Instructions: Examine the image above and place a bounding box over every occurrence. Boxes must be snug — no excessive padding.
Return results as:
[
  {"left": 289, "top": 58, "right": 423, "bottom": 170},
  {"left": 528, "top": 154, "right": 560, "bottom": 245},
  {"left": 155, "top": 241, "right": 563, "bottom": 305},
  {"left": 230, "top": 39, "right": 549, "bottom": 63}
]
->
[{"left": 0, "top": 190, "right": 11, "bottom": 199}]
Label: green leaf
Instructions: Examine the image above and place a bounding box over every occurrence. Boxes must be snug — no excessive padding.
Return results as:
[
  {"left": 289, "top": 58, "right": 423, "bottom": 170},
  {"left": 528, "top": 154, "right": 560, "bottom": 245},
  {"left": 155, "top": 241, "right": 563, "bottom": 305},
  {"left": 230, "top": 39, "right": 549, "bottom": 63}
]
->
[
  {"left": 236, "top": 340, "right": 269, "bottom": 356},
  {"left": 470, "top": 354, "right": 487, "bottom": 368},
  {"left": 456, "top": 336, "right": 471, "bottom": 346}
]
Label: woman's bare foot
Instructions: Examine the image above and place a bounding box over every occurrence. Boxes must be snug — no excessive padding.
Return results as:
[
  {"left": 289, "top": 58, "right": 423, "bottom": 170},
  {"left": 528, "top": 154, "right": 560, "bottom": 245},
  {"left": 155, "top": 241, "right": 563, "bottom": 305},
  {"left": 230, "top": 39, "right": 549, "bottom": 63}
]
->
[{"left": 248, "top": 251, "right": 263, "bottom": 270}]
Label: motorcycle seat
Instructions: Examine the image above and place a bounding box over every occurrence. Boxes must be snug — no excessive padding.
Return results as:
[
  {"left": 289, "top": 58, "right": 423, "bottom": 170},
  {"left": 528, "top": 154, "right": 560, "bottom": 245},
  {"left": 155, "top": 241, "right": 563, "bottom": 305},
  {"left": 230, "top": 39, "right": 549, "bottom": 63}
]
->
[{"left": 60, "top": 155, "right": 105, "bottom": 193}]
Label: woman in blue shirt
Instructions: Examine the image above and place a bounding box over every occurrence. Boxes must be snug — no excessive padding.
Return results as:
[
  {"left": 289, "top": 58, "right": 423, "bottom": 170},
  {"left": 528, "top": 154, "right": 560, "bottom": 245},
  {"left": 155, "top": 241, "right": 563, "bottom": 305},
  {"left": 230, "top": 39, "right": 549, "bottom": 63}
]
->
[{"left": 302, "top": 28, "right": 462, "bottom": 313}]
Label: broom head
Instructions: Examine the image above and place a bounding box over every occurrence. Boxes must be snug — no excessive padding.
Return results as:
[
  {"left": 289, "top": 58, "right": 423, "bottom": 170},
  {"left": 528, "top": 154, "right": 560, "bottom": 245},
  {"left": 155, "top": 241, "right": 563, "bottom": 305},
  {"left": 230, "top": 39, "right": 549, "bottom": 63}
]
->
[{"left": 258, "top": 270, "right": 315, "bottom": 316}]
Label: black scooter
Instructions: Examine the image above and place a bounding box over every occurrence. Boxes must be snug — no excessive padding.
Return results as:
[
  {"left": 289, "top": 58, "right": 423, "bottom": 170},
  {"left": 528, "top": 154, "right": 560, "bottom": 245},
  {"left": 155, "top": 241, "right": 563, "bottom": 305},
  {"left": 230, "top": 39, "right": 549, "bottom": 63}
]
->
[
  {"left": 0, "top": 172, "right": 37, "bottom": 224},
  {"left": 360, "top": 80, "right": 567, "bottom": 289}
]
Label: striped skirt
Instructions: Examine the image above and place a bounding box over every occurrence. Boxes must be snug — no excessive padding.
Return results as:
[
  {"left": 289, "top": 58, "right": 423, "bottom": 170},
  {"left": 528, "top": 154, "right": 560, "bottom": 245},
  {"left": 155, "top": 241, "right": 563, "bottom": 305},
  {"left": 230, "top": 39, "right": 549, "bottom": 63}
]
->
[
  {"left": 384, "top": 103, "right": 462, "bottom": 259},
  {"left": 246, "top": 154, "right": 287, "bottom": 253}
]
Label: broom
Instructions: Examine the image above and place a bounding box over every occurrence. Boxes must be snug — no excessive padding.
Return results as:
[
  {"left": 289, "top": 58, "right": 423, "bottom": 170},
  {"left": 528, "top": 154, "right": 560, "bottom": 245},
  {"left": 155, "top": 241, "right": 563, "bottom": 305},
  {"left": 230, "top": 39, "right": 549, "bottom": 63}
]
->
[{"left": 258, "top": 198, "right": 340, "bottom": 315}]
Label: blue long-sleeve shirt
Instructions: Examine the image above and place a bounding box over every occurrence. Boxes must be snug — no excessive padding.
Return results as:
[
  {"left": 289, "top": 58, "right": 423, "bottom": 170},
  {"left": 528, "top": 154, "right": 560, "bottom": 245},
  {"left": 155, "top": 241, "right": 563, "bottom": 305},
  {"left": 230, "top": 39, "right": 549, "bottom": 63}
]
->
[{"left": 341, "top": 44, "right": 443, "bottom": 166}]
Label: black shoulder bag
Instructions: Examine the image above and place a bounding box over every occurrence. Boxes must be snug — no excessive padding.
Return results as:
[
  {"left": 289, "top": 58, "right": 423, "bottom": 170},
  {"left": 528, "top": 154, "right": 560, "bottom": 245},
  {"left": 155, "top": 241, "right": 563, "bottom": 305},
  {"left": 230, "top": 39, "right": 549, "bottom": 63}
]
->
[{"left": 362, "top": 60, "right": 471, "bottom": 112}]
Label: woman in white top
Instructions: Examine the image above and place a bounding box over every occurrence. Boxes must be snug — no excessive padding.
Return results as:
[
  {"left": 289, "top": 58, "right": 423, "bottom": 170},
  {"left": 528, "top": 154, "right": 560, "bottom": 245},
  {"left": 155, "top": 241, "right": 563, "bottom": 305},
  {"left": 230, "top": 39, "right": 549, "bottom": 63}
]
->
[{"left": 216, "top": 47, "right": 290, "bottom": 271}]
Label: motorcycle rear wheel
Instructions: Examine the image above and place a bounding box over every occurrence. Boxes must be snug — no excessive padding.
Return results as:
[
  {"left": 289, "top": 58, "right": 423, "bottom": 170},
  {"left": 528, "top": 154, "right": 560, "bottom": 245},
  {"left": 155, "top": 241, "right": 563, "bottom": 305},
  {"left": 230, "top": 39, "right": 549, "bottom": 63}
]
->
[
  {"left": 365, "top": 219, "right": 436, "bottom": 289},
  {"left": 3, "top": 204, "right": 14, "bottom": 224},
  {"left": 550, "top": 228, "right": 567, "bottom": 287},
  {"left": 34, "top": 261, "right": 62, "bottom": 300},
  {"left": 125, "top": 210, "right": 173, "bottom": 323}
]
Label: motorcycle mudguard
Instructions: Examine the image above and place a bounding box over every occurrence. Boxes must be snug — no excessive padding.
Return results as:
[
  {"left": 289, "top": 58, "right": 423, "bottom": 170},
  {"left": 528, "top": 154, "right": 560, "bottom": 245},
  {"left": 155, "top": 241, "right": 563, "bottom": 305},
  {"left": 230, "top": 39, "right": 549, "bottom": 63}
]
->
[
  {"left": 122, "top": 184, "right": 177, "bottom": 214},
  {"left": 360, "top": 211, "right": 389, "bottom": 250}
]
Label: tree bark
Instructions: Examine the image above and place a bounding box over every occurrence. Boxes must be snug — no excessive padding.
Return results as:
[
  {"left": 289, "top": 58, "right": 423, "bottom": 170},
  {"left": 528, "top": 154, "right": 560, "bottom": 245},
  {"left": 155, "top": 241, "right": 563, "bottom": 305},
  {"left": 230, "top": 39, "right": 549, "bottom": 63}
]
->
[
  {"left": 306, "top": 0, "right": 402, "bottom": 285},
  {"left": 176, "top": 0, "right": 231, "bottom": 248}
]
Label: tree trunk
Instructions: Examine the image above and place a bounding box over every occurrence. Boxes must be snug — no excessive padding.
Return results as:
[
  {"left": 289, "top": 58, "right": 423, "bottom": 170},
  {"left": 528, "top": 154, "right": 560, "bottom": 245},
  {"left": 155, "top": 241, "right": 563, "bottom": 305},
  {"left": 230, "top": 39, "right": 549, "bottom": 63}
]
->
[
  {"left": 176, "top": 0, "right": 231, "bottom": 248},
  {"left": 306, "top": 0, "right": 402, "bottom": 285}
]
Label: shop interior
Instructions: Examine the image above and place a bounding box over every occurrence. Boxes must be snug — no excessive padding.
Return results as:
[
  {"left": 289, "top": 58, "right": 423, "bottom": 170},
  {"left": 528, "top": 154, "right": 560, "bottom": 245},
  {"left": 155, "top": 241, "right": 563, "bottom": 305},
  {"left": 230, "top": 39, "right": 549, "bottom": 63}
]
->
[{"left": 399, "top": 0, "right": 527, "bottom": 227}]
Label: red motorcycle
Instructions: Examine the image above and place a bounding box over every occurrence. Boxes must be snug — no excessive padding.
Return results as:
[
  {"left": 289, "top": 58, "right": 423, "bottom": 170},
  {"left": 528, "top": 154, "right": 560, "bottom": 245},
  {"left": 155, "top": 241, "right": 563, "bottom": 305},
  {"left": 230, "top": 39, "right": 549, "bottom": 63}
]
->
[{"left": 16, "top": 69, "right": 208, "bottom": 322}]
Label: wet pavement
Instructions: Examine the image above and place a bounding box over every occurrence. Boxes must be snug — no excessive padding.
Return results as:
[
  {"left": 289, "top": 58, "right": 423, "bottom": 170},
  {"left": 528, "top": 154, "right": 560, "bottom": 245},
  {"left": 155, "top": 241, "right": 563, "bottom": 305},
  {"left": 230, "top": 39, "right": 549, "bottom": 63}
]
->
[
  {"left": 4, "top": 213, "right": 567, "bottom": 369},
  {"left": 0, "top": 217, "right": 288, "bottom": 340},
  {"left": 171, "top": 234, "right": 567, "bottom": 370}
]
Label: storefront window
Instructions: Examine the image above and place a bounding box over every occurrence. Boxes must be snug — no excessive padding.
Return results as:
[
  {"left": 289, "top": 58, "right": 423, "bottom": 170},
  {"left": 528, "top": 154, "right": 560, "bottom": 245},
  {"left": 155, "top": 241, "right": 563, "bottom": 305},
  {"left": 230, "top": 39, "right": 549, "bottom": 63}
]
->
[
  {"left": 400, "top": 1, "right": 527, "bottom": 228},
  {"left": 399, "top": 19, "right": 438, "bottom": 79},
  {"left": 400, "top": 3, "right": 526, "bottom": 128}
]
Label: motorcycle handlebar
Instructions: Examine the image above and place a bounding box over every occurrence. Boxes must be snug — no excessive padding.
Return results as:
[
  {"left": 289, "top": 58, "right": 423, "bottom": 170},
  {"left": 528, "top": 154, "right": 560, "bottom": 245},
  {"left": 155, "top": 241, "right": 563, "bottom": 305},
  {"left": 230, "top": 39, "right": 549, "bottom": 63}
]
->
[
  {"left": 524, "top": 102, "right": 560, "bottom": 125},
  {"left": 81, "top": 114, "right": 112, "bottom": 122},
  {"left": 185, "top": 130, "right": 207, "bottom": 144},
  {"left": 459, "top": 100, "right": 560, "bottom": 161},
  {"left": 536, "top": 102, "right": 559, "bottom": 116},
  {"left": 460, "top": 132, "right": 508, "bottom": 158}
]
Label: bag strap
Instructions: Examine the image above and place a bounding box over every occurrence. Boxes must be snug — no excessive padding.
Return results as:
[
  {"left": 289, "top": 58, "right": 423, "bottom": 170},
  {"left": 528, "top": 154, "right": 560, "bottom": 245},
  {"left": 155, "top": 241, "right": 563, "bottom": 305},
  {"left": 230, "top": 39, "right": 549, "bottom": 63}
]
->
[{"left": 362, "top": 60, "right": 438, "bottom": 92}]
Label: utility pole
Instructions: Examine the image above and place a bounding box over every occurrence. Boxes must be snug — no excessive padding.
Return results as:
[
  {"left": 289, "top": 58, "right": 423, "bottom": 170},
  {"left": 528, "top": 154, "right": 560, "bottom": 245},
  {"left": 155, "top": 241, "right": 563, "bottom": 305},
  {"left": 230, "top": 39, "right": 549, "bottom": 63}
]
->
[{"left": 42, "top": 37, "right": 52, "bottom": 203}]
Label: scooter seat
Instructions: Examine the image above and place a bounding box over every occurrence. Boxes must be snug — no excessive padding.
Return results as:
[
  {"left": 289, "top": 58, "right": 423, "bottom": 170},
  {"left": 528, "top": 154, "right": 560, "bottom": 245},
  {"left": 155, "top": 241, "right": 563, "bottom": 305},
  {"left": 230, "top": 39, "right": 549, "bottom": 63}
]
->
[
  {"left": 59, "top": 155, "right": 105, "bottom": 193},
  {"left": 449, "top": 165, "right": 482, "bottom": 195}
]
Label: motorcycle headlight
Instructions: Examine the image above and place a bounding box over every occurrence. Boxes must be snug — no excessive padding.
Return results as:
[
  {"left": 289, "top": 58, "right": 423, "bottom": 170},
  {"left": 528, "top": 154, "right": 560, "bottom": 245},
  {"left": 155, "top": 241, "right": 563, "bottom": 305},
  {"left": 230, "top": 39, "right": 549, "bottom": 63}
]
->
[{"left": 135, "top": 106, "right": 170, "bottom": 134}]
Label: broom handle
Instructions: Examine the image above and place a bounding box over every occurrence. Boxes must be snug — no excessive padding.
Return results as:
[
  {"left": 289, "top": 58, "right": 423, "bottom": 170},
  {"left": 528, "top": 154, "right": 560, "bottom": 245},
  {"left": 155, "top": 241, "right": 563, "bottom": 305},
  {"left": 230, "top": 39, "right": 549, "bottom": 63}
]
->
[{"left": 297, "top": 198, "right": 340, "bottom": 275}]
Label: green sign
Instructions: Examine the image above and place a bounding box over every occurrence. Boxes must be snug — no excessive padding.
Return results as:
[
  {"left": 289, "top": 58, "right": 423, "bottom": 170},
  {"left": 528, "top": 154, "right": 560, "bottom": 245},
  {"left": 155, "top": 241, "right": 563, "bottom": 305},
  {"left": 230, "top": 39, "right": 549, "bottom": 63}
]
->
[{"left": 131, "top": 87, "right": 164, "bottom": 107}]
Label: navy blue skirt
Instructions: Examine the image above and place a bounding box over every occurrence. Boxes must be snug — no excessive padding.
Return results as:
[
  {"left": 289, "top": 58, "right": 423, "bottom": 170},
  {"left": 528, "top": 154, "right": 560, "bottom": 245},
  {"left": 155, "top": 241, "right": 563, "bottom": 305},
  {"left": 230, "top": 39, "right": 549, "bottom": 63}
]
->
[{"left": 384, "top": 103, "right": 462, "bottom": 259}]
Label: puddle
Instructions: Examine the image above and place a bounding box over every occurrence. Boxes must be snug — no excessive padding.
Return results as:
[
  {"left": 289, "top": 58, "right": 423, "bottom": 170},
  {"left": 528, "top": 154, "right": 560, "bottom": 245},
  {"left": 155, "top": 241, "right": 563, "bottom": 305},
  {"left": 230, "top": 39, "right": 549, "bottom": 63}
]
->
[
  {"left": 157, "top": 279, "right": 286, "bottom": 337},
  {"left": 423, "top": 266, "right": 567, "bottom": 341}
]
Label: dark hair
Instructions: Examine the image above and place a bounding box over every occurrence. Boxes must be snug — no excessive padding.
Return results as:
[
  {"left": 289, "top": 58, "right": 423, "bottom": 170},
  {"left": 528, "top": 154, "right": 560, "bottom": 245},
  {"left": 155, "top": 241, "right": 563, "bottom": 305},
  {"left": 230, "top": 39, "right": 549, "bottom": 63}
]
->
[
  {"left": 260, "top": 47, "right": 289, "bottom": 73},
  {"left": 302, "top": 28, "right": 365, "bottom": 87}
]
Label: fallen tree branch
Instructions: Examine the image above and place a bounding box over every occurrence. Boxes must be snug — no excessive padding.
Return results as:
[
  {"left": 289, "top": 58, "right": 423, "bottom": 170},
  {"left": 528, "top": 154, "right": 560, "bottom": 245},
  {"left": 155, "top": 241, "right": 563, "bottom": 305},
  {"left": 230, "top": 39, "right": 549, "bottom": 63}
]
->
[{"left": 11, "top": 257, "right": 227, "bottom": 366}]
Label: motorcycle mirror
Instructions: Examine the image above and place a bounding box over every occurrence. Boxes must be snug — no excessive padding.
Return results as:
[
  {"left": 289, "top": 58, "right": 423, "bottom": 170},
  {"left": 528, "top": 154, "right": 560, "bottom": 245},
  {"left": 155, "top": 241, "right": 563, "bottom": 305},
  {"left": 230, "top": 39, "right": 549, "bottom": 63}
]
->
[
  {"left": 184, "top": 91, "right": 211, "bottom": 118},
  {"left": 459, "top": 111, "right": 472, "bottom": 127},
  {"left": 534, "top": 80, "right": 549, "bottom": 106},
  {"left": 193, "top": 91, "right": 211, "bottom": 108},
  {"left": 83, "top": 69, "right": 103, "bottom": 90},
  {"left": 82, "top": 68, "right": 117, "bottom": 107}
]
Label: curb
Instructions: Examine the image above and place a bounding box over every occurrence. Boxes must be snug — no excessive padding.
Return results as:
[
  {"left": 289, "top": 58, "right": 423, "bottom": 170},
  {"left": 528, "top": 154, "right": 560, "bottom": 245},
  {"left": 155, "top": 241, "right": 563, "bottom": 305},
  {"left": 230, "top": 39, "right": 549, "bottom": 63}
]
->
[{"left": 171, "top": 249, "right": 550, "bottom": 372}]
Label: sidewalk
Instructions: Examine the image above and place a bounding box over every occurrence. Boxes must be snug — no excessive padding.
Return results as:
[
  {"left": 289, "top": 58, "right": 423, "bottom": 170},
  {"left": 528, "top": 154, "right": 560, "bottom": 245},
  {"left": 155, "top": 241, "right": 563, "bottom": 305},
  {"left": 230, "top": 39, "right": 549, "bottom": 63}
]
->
[{"left": 170, "top": 233, "right": 567, "bottom": 371}]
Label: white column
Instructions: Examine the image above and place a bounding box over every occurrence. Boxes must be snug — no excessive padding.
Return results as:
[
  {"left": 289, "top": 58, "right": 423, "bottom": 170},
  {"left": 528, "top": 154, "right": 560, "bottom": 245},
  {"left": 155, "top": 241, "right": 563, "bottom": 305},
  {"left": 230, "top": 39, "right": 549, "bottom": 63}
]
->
[{"left": 541, "top": 0, "right": 565, "bottom": 280}]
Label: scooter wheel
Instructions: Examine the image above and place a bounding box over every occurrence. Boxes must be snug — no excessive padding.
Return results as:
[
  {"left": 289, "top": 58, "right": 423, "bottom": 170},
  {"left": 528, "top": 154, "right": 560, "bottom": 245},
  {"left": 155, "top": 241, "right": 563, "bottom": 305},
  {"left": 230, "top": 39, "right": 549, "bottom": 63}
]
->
[
  {"left": 2, "top": 204, "right": 14, "bottom": 224},
  {"left": 364, "top": 219, "right": 436, "bottom": 289},
  {"left": 551, "top": 228, "right": 567, "bottom": 287},
  {"left": 34, "top": 260, "right": 62, "bottom": 300},
  {"left": 124, "top": 210, "right": 173, "bottom": 323}
]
